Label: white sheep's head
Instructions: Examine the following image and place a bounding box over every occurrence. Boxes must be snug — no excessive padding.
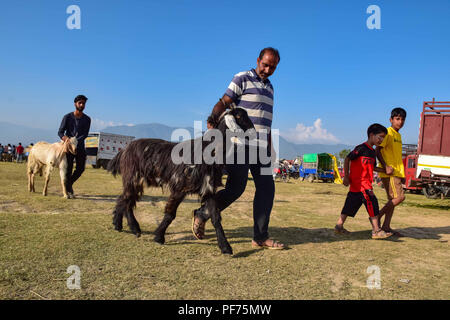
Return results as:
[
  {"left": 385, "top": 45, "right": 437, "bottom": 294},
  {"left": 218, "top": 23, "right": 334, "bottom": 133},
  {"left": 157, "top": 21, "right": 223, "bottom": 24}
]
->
[{"left": 63, "top": 137, "right": 78, "bottom": 155}]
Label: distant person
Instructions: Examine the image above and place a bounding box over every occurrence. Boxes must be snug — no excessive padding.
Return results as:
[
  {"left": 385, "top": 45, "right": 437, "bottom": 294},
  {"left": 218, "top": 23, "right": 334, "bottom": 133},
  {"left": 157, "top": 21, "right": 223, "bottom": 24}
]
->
[
  {"left": 376, "top": 107, "right": 407, "bottom": 237},
  {"left": 16, "top": 143, "right": 24, "bottom": 163},
  {"left": 6, "top": 144, "right": 13, "bottom": 162},
  {"left": 335, "top": 124, "right": 392, "bottom": 239},
  {"left": 24, "top": 143, "right": 34, "bottom": 162},
  {"left": 0, "top": 144, "right": 3, "bottom": 161},
  {"left": 58, "top": 94, "right": 91, "bottom": 199},
  {"left": 2, "top": 144, "right": 7, "bottom": 161}
]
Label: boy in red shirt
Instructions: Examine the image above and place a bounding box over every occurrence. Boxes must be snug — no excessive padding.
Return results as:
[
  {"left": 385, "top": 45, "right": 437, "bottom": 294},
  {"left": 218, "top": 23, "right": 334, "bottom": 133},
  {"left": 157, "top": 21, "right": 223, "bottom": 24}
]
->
[{"left": 335, "top": 124, "right": 392, "bottom": 239}]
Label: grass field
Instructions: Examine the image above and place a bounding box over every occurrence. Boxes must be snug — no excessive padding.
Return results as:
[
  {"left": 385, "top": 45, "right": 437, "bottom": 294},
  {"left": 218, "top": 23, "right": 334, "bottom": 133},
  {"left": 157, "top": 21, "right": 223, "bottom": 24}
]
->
[{"left": 0, "top": 162, "right": 449, "bottom": 300}]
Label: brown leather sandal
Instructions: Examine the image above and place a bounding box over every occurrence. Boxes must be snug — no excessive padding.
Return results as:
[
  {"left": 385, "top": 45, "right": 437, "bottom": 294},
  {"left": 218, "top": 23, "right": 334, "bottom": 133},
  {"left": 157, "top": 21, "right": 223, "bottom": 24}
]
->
[
  {"left": 382, "top": 228, "right": 404, "bottom": 237},
  {"left": 372, "top": 229, "right": 393, "bottom": 239},
  {"left": 191, "top": 211, "right": 206, "bottom": 240},
  {"left": 334, "top": 224, "right": 350, "bottom": 235},
  {"left": 252, "top": 239, "right": 285, "bottom": 250}
]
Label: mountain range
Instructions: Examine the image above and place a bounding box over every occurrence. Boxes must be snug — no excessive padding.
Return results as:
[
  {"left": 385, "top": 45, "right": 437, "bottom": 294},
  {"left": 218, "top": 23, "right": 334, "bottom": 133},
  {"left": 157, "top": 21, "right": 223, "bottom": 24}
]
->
[
  {"left": 101, "top": 124, "right": 352, "bottom": 159},
  {"left": 0, "top": 121, "right": 351, "bottom": 159}
]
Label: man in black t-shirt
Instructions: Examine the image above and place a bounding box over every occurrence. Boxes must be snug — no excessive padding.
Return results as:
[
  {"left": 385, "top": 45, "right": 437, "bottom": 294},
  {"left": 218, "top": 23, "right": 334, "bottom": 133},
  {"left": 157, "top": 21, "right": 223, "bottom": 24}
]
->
[{"left": 58, "top": 95, "right": 91, "bottom": 199}]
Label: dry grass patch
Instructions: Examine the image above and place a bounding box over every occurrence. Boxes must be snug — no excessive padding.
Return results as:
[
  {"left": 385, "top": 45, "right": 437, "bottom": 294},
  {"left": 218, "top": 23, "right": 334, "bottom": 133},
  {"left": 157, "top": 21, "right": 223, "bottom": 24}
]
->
[{"left": 0, "top": 162, "right": 449, "bottom": 299}]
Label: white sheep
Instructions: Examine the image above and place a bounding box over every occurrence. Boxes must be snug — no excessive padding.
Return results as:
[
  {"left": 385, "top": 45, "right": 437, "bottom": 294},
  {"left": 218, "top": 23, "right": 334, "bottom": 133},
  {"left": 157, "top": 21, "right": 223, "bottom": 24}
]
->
[{"left": 27, "top": 137, "right": 78, "bottom": 198}]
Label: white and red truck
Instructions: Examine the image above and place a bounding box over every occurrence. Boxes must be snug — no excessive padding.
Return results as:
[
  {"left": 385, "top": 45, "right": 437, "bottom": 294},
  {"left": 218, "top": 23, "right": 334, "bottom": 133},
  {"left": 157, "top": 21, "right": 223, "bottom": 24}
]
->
[
  {"left": 403, "top": 100, "right": 450, "bottom": 199},
  {"left": 85, "top": 132, "right": 135, "bottom": 169}
]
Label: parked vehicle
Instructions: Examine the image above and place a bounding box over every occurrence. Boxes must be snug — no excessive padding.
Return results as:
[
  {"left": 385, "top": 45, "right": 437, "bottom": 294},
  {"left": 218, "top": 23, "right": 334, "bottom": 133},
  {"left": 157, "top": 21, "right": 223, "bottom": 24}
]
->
[
  {"left": 289, "top": 164, "right": 300, "bottom": 179},
  {"left": 85, "top": 132, "right": 135, "bottom": 169},
  {"left": 299, "top": 153, "right": 334, "bottom": 183},
  {"left": 406, "top": 100, "right": 450, "bottom": 198},
  {"left": 273, "top": 165, "right": 289, "bottom": 182},
  {"left": 402, "top": 144, "right": 422, "bottom": 194}
]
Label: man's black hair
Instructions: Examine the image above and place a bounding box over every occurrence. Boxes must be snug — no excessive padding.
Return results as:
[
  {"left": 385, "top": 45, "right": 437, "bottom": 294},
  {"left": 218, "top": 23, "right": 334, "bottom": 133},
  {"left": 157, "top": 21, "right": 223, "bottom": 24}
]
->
[
  {"left": 367, "top": 123, "right": 387, "bottom": 137},
  {"left": 391, "top": 107, "right": 407, "bottom": 119},
  {"left": 74, "top": 95, "right": 88, "bottom": 103},
  {"left": 259, "top": 47, "right": 280, "bottom": 63}
]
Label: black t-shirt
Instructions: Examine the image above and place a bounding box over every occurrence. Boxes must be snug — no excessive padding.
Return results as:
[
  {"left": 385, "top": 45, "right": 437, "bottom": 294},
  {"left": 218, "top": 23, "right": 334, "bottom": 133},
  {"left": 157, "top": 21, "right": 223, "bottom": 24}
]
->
[{"left": 58, "top": 112, "right": 91, "bottom": 151}]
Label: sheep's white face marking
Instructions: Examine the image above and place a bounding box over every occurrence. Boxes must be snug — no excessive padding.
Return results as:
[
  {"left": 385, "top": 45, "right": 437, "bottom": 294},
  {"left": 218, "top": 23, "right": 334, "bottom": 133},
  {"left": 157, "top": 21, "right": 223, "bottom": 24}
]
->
[
  {"left": 201, "top": 174, "right": 213, "bottom": 196},
  {"left": 224, "top": 114, "right": 242, "bottom": 132},
  {"left": 225, "top": 114, "right": 245, "bottom": 145}
]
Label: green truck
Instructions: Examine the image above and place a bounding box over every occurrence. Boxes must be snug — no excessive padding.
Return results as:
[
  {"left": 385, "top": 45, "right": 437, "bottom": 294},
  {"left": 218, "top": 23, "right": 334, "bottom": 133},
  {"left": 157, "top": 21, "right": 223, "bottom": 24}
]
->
[{"left": 299, "top": 153, "right": 335, "bottom": 183}]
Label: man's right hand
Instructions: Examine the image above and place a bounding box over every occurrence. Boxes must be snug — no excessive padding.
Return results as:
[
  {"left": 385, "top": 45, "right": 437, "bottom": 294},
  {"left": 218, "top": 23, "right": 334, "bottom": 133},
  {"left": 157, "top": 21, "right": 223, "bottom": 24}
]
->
[
  {"left": 62, "top": 136, "right": 69, "bottom": 141},
  {"left": 385, "top": 166, "right": 394, "bottom": 175},
  {"left": 343, "top": 176, "right": 350, "bottom": 186}
]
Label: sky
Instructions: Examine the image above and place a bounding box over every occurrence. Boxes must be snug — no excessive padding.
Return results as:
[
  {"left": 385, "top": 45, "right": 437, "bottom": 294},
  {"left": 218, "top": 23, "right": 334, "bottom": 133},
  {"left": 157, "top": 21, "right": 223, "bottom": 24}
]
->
[{"left": 1, "top": 0, "right": 449, "bottom": 146}]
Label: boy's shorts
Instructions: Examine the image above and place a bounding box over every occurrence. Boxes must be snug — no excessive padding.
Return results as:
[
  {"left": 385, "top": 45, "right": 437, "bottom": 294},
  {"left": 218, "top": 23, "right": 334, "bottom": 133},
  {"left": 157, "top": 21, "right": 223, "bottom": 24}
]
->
[
  {"left": 381, "top": 177, "right": 405, "bottom": 200},
  {"left": 341, "top": 189, "right": 379, "bottom": 218}
]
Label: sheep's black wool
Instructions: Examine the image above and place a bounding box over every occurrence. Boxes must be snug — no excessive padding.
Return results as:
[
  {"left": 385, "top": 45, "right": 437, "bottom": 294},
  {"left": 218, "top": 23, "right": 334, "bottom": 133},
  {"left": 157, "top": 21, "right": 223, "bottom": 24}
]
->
[{"left": 107, "top": 107, "right": 254, "bottom": 254}]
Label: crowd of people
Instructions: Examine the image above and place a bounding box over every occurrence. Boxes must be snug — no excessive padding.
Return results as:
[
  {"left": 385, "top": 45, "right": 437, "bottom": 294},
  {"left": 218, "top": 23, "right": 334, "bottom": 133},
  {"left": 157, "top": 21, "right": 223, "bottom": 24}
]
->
[{"left": 0, "top": 142, "right": 32, "bottom": 163}]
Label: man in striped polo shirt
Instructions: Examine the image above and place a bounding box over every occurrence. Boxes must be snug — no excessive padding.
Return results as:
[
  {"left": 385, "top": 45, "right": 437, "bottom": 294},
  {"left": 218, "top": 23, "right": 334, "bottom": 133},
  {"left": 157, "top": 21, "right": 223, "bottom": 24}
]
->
[{"left": 192, "top": 47, "right": 285, "bottom": 250}]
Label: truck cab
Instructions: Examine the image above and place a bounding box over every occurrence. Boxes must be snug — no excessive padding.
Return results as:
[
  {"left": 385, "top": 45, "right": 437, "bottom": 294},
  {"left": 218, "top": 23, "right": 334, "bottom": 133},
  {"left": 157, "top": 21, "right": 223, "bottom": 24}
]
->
[
  {"left": 402, "top": 144, "right": 422, "bottom": 193},
  {"left": 403, "top": 153, "right": 422, "bottom": 193},
  {"left": 415, "top": 100, "right": 450, "bottom": 198}
]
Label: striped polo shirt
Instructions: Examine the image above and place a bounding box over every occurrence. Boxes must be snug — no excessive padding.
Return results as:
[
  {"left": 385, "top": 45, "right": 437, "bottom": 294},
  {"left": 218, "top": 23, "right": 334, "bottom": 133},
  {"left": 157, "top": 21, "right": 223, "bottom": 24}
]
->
[{"left": 225, "top": 69, "right": 274, "bottom": 144}]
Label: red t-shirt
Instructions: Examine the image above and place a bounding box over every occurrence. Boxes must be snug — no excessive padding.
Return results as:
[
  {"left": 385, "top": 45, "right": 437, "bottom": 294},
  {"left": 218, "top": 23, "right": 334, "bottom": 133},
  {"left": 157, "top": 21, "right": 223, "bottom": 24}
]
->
[
  {"left": 347, "top": 143, "right": 376, "bottom": 192},
  {"left": 16, "top": 145, "right": 24, "bottom": 154}
]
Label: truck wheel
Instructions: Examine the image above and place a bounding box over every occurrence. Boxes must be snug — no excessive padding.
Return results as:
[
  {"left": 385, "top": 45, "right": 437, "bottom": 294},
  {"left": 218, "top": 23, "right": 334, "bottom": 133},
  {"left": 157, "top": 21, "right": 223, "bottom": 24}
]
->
[{"left": 422, "top": 185, "right": 440, "bottom": 199}]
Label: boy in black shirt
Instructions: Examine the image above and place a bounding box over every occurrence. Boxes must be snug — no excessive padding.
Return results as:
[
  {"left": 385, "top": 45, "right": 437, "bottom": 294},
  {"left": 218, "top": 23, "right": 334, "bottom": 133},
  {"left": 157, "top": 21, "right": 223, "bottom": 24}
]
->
[{"left": 58, "top": 95, "right": 91, "bottom": 198}]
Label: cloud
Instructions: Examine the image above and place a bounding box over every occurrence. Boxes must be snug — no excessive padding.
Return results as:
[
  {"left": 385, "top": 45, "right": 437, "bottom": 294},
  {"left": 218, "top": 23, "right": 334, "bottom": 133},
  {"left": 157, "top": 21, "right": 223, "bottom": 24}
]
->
[
  {"left": 280, "top": 118, "right": 340, "bottom": 144},
  {"left": 90, "top": 118, "right": 135, "bottom": 131}
]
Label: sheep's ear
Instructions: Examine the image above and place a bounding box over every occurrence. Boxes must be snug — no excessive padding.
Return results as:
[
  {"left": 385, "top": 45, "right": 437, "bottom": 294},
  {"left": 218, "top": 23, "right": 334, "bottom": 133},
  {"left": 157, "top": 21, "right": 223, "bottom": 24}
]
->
[
  {"left": 63, "top": 141, "right": 69, "bottom": 153},
  {"left": 224, "top": 114, "right": 242, "bottom": 132}
]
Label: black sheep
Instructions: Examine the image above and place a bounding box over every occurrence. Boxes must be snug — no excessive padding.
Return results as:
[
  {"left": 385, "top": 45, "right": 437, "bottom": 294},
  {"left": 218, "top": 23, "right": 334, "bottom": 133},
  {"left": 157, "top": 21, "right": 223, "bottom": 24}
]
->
[{"left": 107, "top": 107, "right": 255, "bottom": 254}]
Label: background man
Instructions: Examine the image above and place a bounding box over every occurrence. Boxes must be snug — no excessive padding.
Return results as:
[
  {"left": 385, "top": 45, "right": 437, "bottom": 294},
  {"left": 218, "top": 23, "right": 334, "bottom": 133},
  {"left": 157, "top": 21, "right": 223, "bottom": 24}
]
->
[
  {"left": 15, "top": 143, "right": 24, "bottom": 163},
  {"left": 58, "top": 94, "right": 91, "bottom": 199}
]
